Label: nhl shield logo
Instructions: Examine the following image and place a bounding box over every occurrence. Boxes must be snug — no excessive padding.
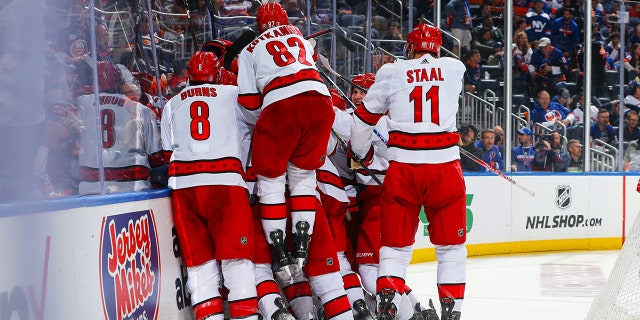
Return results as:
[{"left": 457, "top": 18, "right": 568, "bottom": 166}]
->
[{"left": 556, "top": 185, "right": 571, "bottom": 209}]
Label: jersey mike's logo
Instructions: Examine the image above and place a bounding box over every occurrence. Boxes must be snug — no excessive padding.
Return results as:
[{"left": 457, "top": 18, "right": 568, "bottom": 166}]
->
[
  {"left": 100, "top": 210, "right": 161, "bottom": 320},
  {"left": 556, "top": 185, "right": 571, "bottom": 209}
]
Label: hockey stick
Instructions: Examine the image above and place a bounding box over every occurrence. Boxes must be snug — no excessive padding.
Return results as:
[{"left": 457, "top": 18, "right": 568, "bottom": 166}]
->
[
  {"left": 317, "top": 53, "right": 368, "bottom": 93},
  {"left": 371, "top": 126, "right": 536, "bottom": 197},
  {"left": 458, "top": 147, "right": 536, "bottom": 197},
  {"left": 223, "top": 28, "right": 257, "bottom": 69},
  {"left": 183, "top": 0, "right": 200, "bottom": 50}
]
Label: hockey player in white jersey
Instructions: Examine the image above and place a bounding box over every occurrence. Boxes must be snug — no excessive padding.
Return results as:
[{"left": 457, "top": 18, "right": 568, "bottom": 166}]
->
[
  {"left": 236, "top": 3, "right": 352, "bottom": 319},
  {"left": 77, "top": 60, "right": 164, "bottom": 194},
  {"left": 161, "top": 51, "right": 259, "bottom": 320},
  {"left": 350, "top": 23, "right": 467, "bottom": 320}
]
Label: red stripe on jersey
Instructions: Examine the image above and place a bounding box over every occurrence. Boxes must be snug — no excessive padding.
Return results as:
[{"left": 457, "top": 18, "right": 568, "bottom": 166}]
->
[
  {"left": 376, "top": 276, "right": 406, "bottom": 294},
  {"left": 388, "top": 131, "right": 460, "bottom": 150},
  {"left": 228, "top": 297, "right": 259, "bottom": 318},
  {"left": 162, "top": 150, "right": 173, "bottom": 164},
  {"left": 262, "top": 69, "right": 324, "bottom": 97},
  {"left": 257, "top": 280, "right": 280, "bottom": 299},
  {"left": 168, "top": 157, "right": 244, "bottom": 178},
  {"left": 342, "top": 272, "right": 362, "bottom": 290},
  {"left": 245, "top": 166, "right": 257, "bottom": 182},
  {"left": 437, "top": 283, "right": 466, "bottom": 299},
  {"left": 289, "top": 195, "right": 316, "bottom": 212},
  {"left": 282, "top": 281, "right": 313, "bottom": 301},
  {"left": 317, "top": 169, "right": 345, "bottom": 189},
  {"left": 238, "top": 93, "right": 263, "bottom": 111},
  {"left": 403, "top": 285, "right": 412, "bottom": 295},
  {"left": 80, "top": 165, "right": 151, "bottom": 182},
  {"left": 260, "top": 203, "right": 288, "bottom": 220},
  {"left": 322, "top": 295, "right": 351, "bottom": 319},
  {"left": 148, "top": 151, "right": 165, "bottom": 168},
  {"left": 354, "top": 103, "right": 383, "bottom": 126},
  {"left": 193, "top": 297, "right": 224, "bottom": 320}
]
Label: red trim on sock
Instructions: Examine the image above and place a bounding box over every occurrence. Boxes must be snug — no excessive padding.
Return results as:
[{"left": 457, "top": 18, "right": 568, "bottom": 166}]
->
[
  {"left": 193, "top": 297, "right": 224, "bottom": 320},
  {"left": 342, "top": 272, "right": 362, "bottom": 290},
  {"left": 437, "top": 283, "right": 466, "bottom": 299},
  {"left": 376, "top": 276, "right": 405, "bottom": 294},
  {"left": 323, "top": 295, "right": 352, "bottom": 319},
  {"left": 257, "top": 280, "right": 281, "bottom": 299},
  {"left": 228, "top": 296, "right": 259, "bottom": 318}
]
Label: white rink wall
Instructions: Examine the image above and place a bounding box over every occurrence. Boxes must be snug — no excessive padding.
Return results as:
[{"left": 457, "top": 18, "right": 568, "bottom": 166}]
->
[{"left": 1, "top": 174, "right": 639, "bottom": 319}]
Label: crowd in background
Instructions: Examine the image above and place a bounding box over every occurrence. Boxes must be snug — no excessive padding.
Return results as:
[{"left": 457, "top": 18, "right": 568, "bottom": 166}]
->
[{"left": 10, "top": 0, "right": 640, "bottom": 201}]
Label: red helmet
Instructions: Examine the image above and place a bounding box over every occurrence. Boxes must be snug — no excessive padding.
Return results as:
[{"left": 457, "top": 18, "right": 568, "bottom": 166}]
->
[
  {"left": 200, "top": 39, "right": 233, "bottom": 58},
  {"left": 96, "top": 60, "right": 122, "bottom": 92},
  {"left": 351, "top": 73, "right": 375, "bottom": 92},
  {"left": 256, "top": 3, "right": 289, "bottom": 34},
  {"left": 188, "top": 51, "right": 221, "bottom": 83},
  {"left": 329, "top": 88, "right": 347, "bottom": 110},
  {"left": 405, "top": 23, "right": 442, "bottom": 57}
]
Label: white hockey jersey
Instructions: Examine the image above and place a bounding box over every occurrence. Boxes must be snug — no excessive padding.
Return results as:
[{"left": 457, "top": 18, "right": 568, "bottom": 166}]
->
[
  {"left": 236, "top": 25, "right": 330, "bottom": 117},
  {"left": 351, "top": 55, "right": 465, "bottom": 164},
  {"left": 161, "top": 84, "right": 247, "bottom": 190},
  {"left": 77, "top": 93, "right": 162, "bottom": 194}
]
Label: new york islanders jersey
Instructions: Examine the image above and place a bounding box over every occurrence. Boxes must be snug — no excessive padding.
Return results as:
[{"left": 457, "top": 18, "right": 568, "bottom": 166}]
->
[
  {"left": 236, "top": 25, "right": 330, "bottom": 116},
  {"left": 77, "top": 93, "right": 162, "bottom": 194},
  {"left": 161, "top": 84, "right": 247, "bottom": 190},
  {"left": 351, "top": 55, "right": 465, "bottom": 164}
]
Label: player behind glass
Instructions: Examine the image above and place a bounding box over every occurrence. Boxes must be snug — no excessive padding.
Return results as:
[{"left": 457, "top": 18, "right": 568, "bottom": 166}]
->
[
  {"left": 161, "top": 51, "right": 259, "bottom": 320},
  {"left": 76, "top": 60, "right": 164, "bottom": 194},
  {"left": 350, "top": 23, "right": 467, "bottom": 320}
]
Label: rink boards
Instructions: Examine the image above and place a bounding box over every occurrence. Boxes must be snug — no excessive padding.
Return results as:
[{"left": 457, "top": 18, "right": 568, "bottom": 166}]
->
[{"left": 0, "top": 174, "right": 639, "bottom": 319}]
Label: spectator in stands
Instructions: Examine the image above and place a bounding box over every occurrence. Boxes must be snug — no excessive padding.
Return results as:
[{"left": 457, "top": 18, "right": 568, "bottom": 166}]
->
[
  {"left": 513, "top": 15, "right": 527, "bottom": 39},
  {"left": 623, "top": 110, "right": 640, "bottom": 141},
  {"left": 382, "top": 21, "right": 403, "bottom": 55},
  {"left": 530, "top": 37, "right": 569, "bottom": 95},
  {"left": 464, "top": 49, "right": 483, "bottom": 93},
  {"left": 471, "top": 15, "right": 504, "bottom": 44},
  {"left": 446, "top": 0, "right": 473, "bottom": 56},
  {"left": 551, "top": 9, "right": 580, "bottom": 57},
  {"left": 531, "top": 134, "right": 563, "bottom": 171},
  {"left": 513, "top": 31, "right": 533, "bottom": 94},
  {"left": 487, "top": 42, "right": 505, "bottom": 66},
  {"left": 623, "top": 136, "right": 640, "bottom": 171},
  {"left": 591, "top": 108, "right": 618, "bottom": 144},
  {"left": 625, "top": 44, "right": 640, "bottom": 82},
  {"left": 472, "top": 28, "right": 497, "bottom": 62},
  {"left": 476, "top": 128, "right": 504, "bottom": 171},
  {"left": 494, "top": 125, "right": 506, "bottom": 156},
  {"left": 511, "top": 127, "right": 536, "bottom": 172},
  {"left": 458, "top": 124, "right": 483, "bottom": 171},
  {"left": 607, "top": 99, "right": 622, "bottom": 127},
  {"left": 571, "top": 93, "right": 600, "bottom": 126},
  {"left": 552, "top": 88, "right": 572, "bottom": 108},
  {"left": 531, "top": 90, "right": 575, "bottom": 128},
  {"left": 623, "top": 79, "right": 640, "bottom": 112},
  {"left": 557, "top": 139, "right": 584, "bottom": 172},
  {"left": 472, "top": 3, "right": 493, "bottom": 26},
  {"left": 629, "top": 24, "right": 640, "bottom": 48},
  {"left": 605, "top": 32, "right": 622, "bottom": 69},
  {"left": 525, "top": 0, "right": 552, "bottom": 43}
]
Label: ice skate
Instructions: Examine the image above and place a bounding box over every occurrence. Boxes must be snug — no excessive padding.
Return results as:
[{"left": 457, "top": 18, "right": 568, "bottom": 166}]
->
[
  {"left": 439, "top": 298, "right": 460, "bottom": 320},
  {"left": 416, "top": 299, "right": 439, "bottom": 320},
  {"left": 291, "top": 221, "right": 310, "bottom": 276},
  {"left": 353, "top": 298, "right": 376, "bottom": 320},
  {"left": 269, "top": 229, "right": 293, "bottom": 281},
  {"left": 271, "top": 297, "right": 295, "bottom": 320},
  {"left": 376, "top": 289, "right": 398, "bottom": 320}
]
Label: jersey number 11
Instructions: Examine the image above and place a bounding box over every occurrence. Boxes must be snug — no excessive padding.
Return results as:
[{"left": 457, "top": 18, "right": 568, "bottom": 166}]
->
[{"left": 409, "top": 85, "right": 439, "bottom": 125}]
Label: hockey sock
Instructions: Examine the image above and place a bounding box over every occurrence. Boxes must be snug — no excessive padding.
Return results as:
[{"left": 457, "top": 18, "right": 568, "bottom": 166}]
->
[
  {"left": 221, "top": 259, "right": 259, "bottom": 320},
  {"left": 309, "top": 272, "right": 352, "bottom": 319},
  {"left": 435, "top": 245, "right": 467, "bottom": 313}
]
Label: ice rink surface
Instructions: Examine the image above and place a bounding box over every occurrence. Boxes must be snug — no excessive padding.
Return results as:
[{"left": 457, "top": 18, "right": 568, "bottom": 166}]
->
[{"left": 405, "top": 250, "right": 621, "bottom": 320}]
